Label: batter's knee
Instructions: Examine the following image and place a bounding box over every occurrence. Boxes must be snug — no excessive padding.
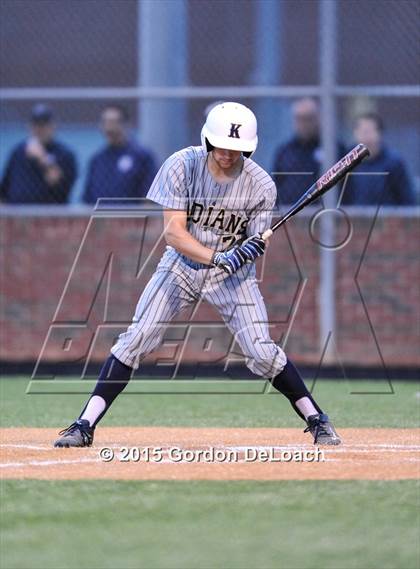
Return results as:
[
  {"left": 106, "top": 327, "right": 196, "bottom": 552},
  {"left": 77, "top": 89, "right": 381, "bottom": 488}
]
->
[
  {"left": 111, "top": 322, "right": 163, "bottom": 370},
  {"left": 245, "top": 343, "right": 287, "bottom": 378}
]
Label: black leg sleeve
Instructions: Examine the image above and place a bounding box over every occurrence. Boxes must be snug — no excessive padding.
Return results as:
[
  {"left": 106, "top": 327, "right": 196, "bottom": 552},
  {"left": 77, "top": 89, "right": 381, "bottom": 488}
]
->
[
  {"left": 79, "top": 354, "right": 133, "bottom": 427},
  {"left": 271, "top": 359, "right": 323, "bottom": 420}
]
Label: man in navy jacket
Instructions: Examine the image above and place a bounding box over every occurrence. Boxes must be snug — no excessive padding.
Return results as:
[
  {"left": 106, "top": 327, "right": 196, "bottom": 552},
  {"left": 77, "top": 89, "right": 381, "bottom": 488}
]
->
[
  {"left": 342, "top": 113, "right": 415, "bottom": 206},
  {"left": 83, "top": 105, "right": 157, "bottom": 205},
  {"left": 272, "top": 98, "right": 345, "bottom": 207},
  {"left": 1, "top": 104, "right": 77, "bottom": 204}
]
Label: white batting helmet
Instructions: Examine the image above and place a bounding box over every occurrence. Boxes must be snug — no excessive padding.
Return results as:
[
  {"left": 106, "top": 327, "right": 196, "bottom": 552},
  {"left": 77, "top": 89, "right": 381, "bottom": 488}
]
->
[{"left": 201, "top": 102, "right": 258, "bottom": 158}]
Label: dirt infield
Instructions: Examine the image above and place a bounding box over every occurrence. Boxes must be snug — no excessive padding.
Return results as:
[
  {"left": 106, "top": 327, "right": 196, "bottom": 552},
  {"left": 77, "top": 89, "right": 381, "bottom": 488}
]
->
[{"left": 1, "top": 427, "right": 419, "bottom": 480}]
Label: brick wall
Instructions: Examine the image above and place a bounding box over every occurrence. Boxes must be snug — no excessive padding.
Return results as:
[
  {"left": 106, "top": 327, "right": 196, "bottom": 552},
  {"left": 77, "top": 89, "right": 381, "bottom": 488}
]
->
[
  {"left": 1, "top": 212, "right": 418, "bottom": 371},
  {"left": 336, "top": 215, "right": 419, "bottom": 366}
]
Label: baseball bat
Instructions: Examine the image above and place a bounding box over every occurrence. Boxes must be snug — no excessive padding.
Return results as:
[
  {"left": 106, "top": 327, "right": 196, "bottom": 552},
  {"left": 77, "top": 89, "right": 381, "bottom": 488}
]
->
[{"left": 262, "top": 143, "right": 370, "bottom": 240}]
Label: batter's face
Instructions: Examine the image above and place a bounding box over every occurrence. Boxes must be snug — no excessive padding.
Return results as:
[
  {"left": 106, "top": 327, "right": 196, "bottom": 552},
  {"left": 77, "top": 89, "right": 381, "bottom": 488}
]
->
[{"left": 211, "top": 147, "right": 242, "bottom": 170}]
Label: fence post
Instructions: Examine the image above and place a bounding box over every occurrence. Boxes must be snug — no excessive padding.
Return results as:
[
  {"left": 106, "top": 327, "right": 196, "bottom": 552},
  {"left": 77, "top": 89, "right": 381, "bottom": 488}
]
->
[
  {"left": 137, "top": 0, "right": 188, "bottom": 161},
  {"left": 319, "top": 0, "right": 338, "bottom": 363}
]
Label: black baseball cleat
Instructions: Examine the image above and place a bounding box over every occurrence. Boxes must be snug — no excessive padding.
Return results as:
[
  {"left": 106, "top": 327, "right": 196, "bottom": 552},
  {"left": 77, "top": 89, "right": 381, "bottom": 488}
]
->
[
  {"left": 54, "top": 419, "right": 95, "bottom": 448},
  {"left": 304, "top": 413, "right": 341, "bottom": 445}
]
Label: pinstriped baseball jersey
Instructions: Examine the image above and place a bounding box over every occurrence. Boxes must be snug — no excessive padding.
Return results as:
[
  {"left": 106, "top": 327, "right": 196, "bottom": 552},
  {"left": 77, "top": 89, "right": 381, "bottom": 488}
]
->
[
  {"left": 111, "top": 146, "right": 287, "bottom": 378},
  {"left": 147, "top": 146, "right": 276, "bottom": 268}
]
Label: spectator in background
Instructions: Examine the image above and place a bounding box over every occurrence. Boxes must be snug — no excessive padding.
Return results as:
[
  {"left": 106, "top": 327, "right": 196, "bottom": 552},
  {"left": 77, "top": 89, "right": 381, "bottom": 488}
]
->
[
  {"left": 83, "top": 104, "right": 157, "bottom": 204},
  {"left": 342, "top": 113, "right": 415, "bottom": 206},
  {"left": 272, "top": 97, "right": 345, "bottom": 206},
  {"left": 0, "top": 104, "right": 77, "bottom": 203}
]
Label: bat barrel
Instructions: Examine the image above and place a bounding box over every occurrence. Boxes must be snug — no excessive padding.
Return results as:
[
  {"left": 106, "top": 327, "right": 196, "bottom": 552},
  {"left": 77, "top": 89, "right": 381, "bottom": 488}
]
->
[
  {"left": 314, "top": 143, "right": 369, "bottom": 196},
  {"left": 268, "top": 144, "right": 370, "bottom": 235}
]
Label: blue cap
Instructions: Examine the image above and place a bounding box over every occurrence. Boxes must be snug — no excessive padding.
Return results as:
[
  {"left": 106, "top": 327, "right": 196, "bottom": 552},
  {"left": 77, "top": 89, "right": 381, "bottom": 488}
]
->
[{"left": 30, "top": 103, "right": 54, "bottom": 124}]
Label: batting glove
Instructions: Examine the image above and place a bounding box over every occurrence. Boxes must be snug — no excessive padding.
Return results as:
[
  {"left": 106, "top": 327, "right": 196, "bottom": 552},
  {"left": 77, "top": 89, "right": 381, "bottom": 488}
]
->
[
  {"left": 212, "top": 233, "right": 266, "bottom": 275},
  {"left": 239, "top": 233, "right": 266, "bottom": 261}
]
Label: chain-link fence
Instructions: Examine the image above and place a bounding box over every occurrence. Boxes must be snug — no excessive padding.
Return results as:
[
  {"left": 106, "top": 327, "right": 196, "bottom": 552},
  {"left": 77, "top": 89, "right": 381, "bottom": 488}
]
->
[
  {"left": 0, "top": 0, "right": 419, "bottom": 371},
  {"left": 0, "top": 0, "right": 418, "bottom": 204}
]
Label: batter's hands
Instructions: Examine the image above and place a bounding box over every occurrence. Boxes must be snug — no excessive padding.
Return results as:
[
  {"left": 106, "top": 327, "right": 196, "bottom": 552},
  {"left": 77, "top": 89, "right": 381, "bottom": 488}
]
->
[
  {"left": 240, "top": 233, "right": 266, "bottom": 259},
  {"left": 212, "top": 233, "right": 266, "bottom": 275}
]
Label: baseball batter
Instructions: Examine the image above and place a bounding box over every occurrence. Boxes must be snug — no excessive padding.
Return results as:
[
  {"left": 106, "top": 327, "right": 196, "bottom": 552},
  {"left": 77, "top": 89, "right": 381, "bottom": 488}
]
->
[{"left": 55, "top": 102, "right": 341, "bottom": 448}]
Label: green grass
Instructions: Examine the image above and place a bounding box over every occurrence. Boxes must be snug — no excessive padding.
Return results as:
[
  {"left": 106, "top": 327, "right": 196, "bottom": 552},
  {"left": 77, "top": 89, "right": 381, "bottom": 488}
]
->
[
  {"left": 1, "top": 377, "right": 419, "bottom": 428},
  {"left": 1, "top": 480, "right": 419, "bottom": 569},
  {"left": 1, "top": 378, "right": 419, "bottom": 569}
]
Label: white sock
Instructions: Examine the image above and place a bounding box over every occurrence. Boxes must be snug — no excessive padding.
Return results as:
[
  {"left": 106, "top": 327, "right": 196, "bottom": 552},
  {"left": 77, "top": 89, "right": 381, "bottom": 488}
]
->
[
  {"left": 295, "top": 396, "right": 319, "bottom": 420},
  {"left": 80, "top": 395, "right": 106, "bottom": 427}
]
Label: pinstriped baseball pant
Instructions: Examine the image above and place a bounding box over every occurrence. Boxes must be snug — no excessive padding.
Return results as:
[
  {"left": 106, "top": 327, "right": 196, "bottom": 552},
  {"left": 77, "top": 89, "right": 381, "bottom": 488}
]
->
[{"left": 111, "top": 258, "right": 287, "bottom": 378}]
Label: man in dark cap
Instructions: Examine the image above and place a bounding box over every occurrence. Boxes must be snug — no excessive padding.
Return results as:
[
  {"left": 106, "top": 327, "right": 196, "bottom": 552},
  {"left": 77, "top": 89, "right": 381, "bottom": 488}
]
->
[{"left": 0, "top": 104, "right": 77, "bottom": 203}]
